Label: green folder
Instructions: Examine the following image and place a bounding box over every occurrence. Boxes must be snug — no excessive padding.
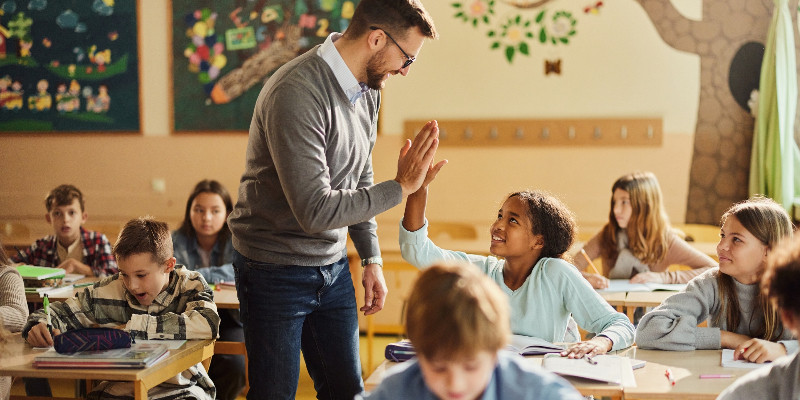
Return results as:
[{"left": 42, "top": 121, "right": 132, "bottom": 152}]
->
[{"left": 15, "top": 265, "right": 66, "bottom": 280}]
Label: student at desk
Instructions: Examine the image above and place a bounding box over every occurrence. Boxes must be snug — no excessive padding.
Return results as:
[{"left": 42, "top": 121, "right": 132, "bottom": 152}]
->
[
  {"left": 636, "top": 198, "right": 797, "bottom": 361},
  {"left": 172, "top": 180, "right": 244, "bottom": 400},
  {"left": 718, "top": 233, "right": 800, "bottom": 399},
  {"left": 359, "top": 262, "right": 583, "bottom": 400},
  {"left": 401, "top": 170, "right": 634, "bottom": 357},
  {"left": 22, "top": 217, "right": 220, "bottom": 400},
  {"left": 572, "top": 172, "right": 717, "bottom": 289},
  {"left": 0, "top": 237, "right": 27, "bottom": 400},
  {"left": 11, "top": 184, "right": 117, "bottom": 277}
]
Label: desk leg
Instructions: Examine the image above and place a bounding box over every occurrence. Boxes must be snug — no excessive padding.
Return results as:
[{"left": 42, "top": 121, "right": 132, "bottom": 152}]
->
[
  {"left": 626, "top": 306, "right": 635, "bottom": 323},
  {"left": 134, "top": 380, "right": 147, "bottom": 400}
]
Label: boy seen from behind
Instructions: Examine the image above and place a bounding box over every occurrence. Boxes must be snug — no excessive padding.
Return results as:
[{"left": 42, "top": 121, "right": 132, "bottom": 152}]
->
[
  {"left": 23, "top": 217, "right": 220, "bottom": 400},
  {"left": 360, "top": 262, "right": 583, "bottom": 400},
  {"left": 12, "top": 184, "right": 117, "bottom": 277}
]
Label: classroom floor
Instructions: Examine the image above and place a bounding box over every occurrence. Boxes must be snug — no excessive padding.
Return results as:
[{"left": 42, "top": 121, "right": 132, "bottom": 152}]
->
[{"left": 9, "top": 334, "right": 402, "bottom": 400}]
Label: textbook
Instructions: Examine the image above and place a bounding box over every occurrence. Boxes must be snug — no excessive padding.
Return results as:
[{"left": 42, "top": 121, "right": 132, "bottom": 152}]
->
[
  {"left": 721, "top": 349, "right": 771, "bottom": 369},
  {"left": 16, "top": 265, "right": 66, "bottom": 280},
  {"left": 598, "top": 280, "right": 687, "bottom": 293},
  {"left": 541, "top": 354, "right": 635, "bottom": 385},
  {"left": 34, "top": 342, "right": 169, "bottom": 369},
  {"left": 505, "top": 335, "right": 565, "bottom": 356}
]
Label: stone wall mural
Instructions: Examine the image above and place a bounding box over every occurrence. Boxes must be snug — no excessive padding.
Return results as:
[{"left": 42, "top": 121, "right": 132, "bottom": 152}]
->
[{"left": 635, "top": 0, "right": 800, "bottom": 224}]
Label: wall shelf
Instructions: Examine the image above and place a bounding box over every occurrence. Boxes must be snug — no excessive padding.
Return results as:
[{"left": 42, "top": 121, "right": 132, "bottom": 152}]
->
[{"left": 403, "top": 118, "right": 663, "bottom": 147}]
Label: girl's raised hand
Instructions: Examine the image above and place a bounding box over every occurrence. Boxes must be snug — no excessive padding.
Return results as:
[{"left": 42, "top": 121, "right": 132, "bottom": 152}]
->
[{"left": 734, "top": 338, "right": 787, "bottom": 363}]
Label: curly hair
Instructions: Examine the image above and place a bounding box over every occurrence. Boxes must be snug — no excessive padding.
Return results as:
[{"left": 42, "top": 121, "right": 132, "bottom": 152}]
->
[{"left": 507, "top": 190, "right": 576, "bottom": 260}]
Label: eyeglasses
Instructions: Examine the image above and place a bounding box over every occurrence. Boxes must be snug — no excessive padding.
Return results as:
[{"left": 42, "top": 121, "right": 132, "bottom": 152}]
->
[{"left": 369, "top": 26, "right": 415, "bottom": 69}]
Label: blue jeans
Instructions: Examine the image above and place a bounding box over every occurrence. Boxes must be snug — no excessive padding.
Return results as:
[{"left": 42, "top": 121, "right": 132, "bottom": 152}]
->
[{"left": 233, "top": 251, "right": 363, "bottom": 400}]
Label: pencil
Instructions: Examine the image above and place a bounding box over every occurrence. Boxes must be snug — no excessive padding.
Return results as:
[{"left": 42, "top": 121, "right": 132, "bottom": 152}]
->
[{"left": 580, "top": 249, "right": 602, "bottom": 275}]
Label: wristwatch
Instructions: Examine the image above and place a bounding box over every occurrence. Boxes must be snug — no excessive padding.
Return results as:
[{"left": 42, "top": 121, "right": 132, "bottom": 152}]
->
[{"left": 361, "top": 256, "right": 383, "bottom": 267}]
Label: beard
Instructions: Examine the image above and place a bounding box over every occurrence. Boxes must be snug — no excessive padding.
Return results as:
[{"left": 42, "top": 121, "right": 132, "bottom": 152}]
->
[{"left": 365, "top": 48, "right": 393, "bottom": 90}]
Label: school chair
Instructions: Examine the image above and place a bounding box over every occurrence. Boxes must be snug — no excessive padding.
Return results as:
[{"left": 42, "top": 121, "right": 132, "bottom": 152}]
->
[{"left": 2, "top": 221, "right": 30, "bottom": 257}]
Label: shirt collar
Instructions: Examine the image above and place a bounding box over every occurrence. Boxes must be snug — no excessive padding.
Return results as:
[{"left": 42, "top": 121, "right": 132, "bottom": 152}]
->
[{"left": 318, "top": 32, "right": 370, "bottom": 104}]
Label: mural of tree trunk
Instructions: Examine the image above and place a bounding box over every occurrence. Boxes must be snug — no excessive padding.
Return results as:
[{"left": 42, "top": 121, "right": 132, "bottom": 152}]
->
[{"left": 635, "top": 0, "right": 800, "bottom": 224}]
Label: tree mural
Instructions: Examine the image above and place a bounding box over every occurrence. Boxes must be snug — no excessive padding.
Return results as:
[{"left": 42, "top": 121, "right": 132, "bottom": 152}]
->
[{"left": 634, "top": 0, "right": 800, "bottom": 224}]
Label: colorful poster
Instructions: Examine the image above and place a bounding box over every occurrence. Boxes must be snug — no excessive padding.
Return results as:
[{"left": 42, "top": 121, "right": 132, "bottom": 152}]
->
[
  {"left": 0, "top": 0, "right": 139, "bottom": 133},
  {"left": 171, "top": 0, "right": 359, "bottom": 132}
]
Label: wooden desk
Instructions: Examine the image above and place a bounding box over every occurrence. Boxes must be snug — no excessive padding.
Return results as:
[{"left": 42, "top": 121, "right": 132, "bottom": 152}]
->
[
  {"left": 624, "top": 291, "right": 677, "bottom": 321},
  {"left": 620, "top": 348, "right": 748, "bottom": 399},
  {"left": 2, "top": 334, "right": 214, "bottom": 400},
  {"left": 211, "top": 287, "right": 239, "bottom": 309},
  {"left": 365, "top": 357, "right": 625, "bottom": 400},
  {"left": 598, "top": 291, "right": 627, "bottom": 313}
]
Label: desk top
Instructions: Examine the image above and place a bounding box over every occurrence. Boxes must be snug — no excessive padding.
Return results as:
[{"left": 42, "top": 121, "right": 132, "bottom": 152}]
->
[
  {"left": 624, "top": 291, "right": 677, "bottom": 308},
  {"left": 0, "top": 333, "right": 214, "bottom": 385},
  {"left": 620, "top": 348, "right": 749, "bottom": 400}
]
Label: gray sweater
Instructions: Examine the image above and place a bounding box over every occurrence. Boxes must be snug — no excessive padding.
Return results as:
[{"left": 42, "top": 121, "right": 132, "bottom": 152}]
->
[
  {"left": 717, "top": 352, "right": 800, "bottom": 400},
  {"left": 636, "top": 268, "right": 798, "bottom": 353},
  {"left": 228, "top": 46, "right": 403, "bottom": 266}
]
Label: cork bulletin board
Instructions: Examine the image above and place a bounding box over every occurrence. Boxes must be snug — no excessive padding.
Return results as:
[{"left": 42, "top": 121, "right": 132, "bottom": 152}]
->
[
  {"left": 0, "top": 0, "right": 140, "bottom": 133},
  {"left": 170, "top": 0, "right": 360, "bottom": 132}
]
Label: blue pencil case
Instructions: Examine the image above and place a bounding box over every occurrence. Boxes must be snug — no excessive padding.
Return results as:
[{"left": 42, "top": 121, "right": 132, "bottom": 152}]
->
[
  {"left": 53, "top": 327, "right": 132, "bottom": 354},
  {"left": 385, "top": 340, "right": 416, "bottom": 362}
]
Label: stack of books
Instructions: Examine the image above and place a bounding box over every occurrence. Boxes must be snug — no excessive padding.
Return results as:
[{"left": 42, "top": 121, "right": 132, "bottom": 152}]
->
[
  {"left": 16, "top": 265, "right": 66, "bottom": 294},
  {"left": 34, "top": 342, "right": 170, "bottom": 369}
]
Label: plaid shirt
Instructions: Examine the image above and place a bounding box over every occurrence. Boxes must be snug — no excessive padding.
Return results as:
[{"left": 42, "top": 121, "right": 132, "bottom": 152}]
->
[
  {"left": 11, "top": 227, "right": 117, "bottom": 277},
  {"left": 24, "top": 266, "right": 220, "bottom": 400}
]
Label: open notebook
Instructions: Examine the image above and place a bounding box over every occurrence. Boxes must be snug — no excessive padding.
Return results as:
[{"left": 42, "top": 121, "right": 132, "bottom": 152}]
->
[
  {"left": 505, "top": 335, "right": 564, "bottom": 356},
  {"left": 598, "top": 279, "right": 687, "bottom": 293},
  {"left": 721, "top": 349, "right": 772, "bottom": 369},
  {"left": 541, "top": 354, "right": 636, "bottom": 385}
]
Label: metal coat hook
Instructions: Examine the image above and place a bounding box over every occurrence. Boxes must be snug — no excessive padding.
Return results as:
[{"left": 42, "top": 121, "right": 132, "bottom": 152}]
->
[
  {"left": 515, "top": 127, "right": 525, "bottom": 139},
  {"left": 647, "top": 125, "right": 654, "bottom": 139},
  {"left": 568, "top": 126, "right": 576, "bottom": 140},
  {"left": 464, "top": 127, "right": 473, "bottom": 139},
  {"left": 593, "top": 127, "right": 601, "bottom": 139},
  {"left": 439, "top": 128, "right": 447, "bottom": 139},
  {"left": 541, "top": 127, "right": 549, "bottom": 139},
  {"left": 489, "top": 127, "right": 499, "bottom": 139},
  {"left": 620, "top": 126, "right": 627, "bottom": 139}
]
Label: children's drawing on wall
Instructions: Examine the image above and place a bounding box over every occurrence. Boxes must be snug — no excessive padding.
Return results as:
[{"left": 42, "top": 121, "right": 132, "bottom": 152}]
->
[
  {"left": 171, "top": 0, "right": 359, "bottom": 132},
  {"left": 634, "top": 0, "right": 800, "bottom": 224},
  {"left": 451, "top": 0, "right": 587, "bottom": 65},
  {"left": 0, "top": 0, "right": 139, "bottom": 133}
]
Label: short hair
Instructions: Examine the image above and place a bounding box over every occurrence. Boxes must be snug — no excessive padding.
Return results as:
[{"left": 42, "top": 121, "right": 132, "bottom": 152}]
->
[
  {"left": 763, "top": 233, "right": 800, "bottom": 317},
  {"left": 344, "top": 0, "right": 437, "bottom": 40},
  {"left": 406, "top": 262, "right": 510, "bottom": 360},
  {"left": 114, "top": 217, "right": 173, "bottom": 263},
  {"left": 45, "top": 184, "right": 85, "bottom": 212},
  {"left": 508, "top": 190, "right": 576, "bottom": 259}
]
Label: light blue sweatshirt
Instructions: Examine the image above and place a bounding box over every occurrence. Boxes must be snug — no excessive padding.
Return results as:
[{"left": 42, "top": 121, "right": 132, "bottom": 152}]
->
[{"left": 399, "top": 220, "right": 635, "bottom": 350}]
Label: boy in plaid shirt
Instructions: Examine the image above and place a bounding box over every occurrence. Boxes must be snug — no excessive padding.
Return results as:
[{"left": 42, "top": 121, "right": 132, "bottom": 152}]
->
[
  {"left": 24, "top": 217, "right": 220, "bottom": 400},
  {"left": 12, "top": 184, "right": 117, "bottom": 277}
]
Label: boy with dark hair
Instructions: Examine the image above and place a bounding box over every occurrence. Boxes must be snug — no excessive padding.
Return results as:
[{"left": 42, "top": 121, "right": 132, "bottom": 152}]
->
[
  {"left": 23, "top": 217, "right": 220, "bottom": 400},
  {"left": 12, "top": 184, "right": 117, "bottom": 277},
  {"left": 360, "top": 262, "right": 583, "bottom": 400}
]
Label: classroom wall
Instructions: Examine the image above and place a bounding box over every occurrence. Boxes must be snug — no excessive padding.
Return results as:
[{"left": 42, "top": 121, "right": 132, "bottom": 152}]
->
[{"left": 0, "top": 0, "right": 707, "bottom": 234}]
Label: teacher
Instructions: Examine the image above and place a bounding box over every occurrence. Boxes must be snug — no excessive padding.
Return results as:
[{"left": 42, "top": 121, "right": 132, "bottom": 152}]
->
[{"left": 227, "top": 0, "right": 441, "bottom": 399}]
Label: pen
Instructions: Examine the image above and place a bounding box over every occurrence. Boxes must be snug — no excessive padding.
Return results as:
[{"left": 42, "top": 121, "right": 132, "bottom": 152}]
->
[
  {"left": 14, "top": 246, "right": 26, "bottom": 260},
  {"left": 699, "top": 374, "right": 733, "bottom": 379},
  {"left": 43, "top": 294, "right": 54, "bottom": 337},
  {"left": 580, "top": 249, "right": 602, "bottom": 275},
  {"left": 665, "top": 368, "right": 676, "bottom": 386}
]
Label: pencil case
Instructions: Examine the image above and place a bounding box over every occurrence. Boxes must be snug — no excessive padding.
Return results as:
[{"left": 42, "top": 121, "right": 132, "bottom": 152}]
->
[
  {"left": 385, "top": 340, "right": 416, "bottom": 362},
  {"left": 53, "top": 327, "right": 132, "bottom": 354}
]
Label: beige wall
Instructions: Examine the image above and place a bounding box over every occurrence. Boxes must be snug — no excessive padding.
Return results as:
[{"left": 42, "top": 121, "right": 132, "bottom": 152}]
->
[{"left": 0, "top": 0, "right": 703, "bottom": 235}]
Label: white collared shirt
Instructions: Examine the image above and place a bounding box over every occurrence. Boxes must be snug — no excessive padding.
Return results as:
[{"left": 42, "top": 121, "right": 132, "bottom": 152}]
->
[{"left": 318, "top": 33, "right": 370, "bottom": 104}]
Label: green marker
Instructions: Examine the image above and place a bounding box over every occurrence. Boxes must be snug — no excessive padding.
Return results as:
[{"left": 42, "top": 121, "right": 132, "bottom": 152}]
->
[{"left": 43, "top": 294, "right": 53, "bottom": 337}]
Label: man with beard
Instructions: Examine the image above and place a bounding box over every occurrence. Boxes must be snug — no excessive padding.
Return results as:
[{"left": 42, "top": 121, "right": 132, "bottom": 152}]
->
[{"left": 227, "top": 1, "right": 440, "bottom": 399}]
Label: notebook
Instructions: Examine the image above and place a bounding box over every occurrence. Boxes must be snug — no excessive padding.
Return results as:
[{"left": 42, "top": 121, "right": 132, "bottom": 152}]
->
[
  {"left": 505, "top": 335, "right": 565, "bottom": 356},
  {"left": 541, "top": 354, "right": 635, "bottom": 385},
  {"left": 721, "top": 349, "right": 771, "bottom": 369},
  {"left": 34, "top": 342, "right": 169, "bottom": 369},
  {"left": 16, "top": 265, "right": 66, "bottom": 280},
  {"left": 598, "top": 280, "right": 687, "bottom": 293}
]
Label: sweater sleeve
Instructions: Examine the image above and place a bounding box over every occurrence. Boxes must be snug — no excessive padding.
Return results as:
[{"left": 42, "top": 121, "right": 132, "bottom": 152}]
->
[
  {"left": 550, "top": 260, "right": 635, "bottom": 350},
  {"left": 399, "top": 219, "right": 493, "bottom": 272},
  {"left": 0, "top": 268, "right": 28, "bottom": 332},
  {"left": 660, "top": 235, "right": 718, "bottom": 284},
  {"left": 635, "top": 271, "right": 721, "bottom": 350},
  {"left": 573, "top": 232, "right": 602, "bottom": 271}
]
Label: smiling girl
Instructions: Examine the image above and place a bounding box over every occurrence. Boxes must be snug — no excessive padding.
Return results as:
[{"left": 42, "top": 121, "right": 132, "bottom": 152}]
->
[
  {"left": 573, "top": 172, "right": 717, "bottom": 289},
  {"left": 636, "top": 198, "right": 798, "bottom": 362},
  {"left": 400, "top": 168, "right": 634, "bottom": 358}
]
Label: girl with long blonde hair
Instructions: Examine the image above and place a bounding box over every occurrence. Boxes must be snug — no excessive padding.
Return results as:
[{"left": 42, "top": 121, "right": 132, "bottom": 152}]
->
[
  {"left": 573, "top": 171, "right": 717, "bottom": 288},
  {"left": 636, "top": 198, "right": 797, "bottom": 362}
]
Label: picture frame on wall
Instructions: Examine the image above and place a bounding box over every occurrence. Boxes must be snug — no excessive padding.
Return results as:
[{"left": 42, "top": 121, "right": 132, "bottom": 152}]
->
[
  {"left": 170, "top": 0, "right": 360, "bottom": 132},
  {"left": 0, "top": 0, "right": 140, "bottom": 133}
]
